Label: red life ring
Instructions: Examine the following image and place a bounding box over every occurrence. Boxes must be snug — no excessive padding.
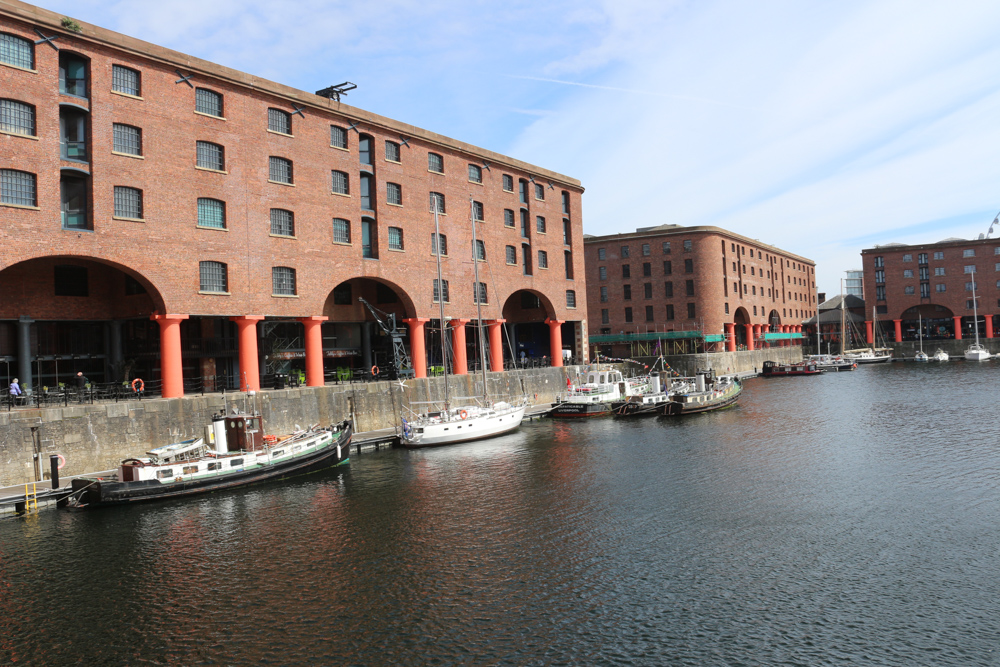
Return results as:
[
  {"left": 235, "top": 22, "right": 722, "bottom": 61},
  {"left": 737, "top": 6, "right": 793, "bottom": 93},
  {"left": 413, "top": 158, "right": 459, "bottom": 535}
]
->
[
  {"left": 131, "top": 378, "right": 144, "bottom": 393},
  {"left": 56, "top": 454, "right": 66, "bottom": 470},
  {"left": 371, "top": 366, "right": 380, "bottom": 376},
  {"left": 459, "top": 410, "right": 468, "bottom": 420}
]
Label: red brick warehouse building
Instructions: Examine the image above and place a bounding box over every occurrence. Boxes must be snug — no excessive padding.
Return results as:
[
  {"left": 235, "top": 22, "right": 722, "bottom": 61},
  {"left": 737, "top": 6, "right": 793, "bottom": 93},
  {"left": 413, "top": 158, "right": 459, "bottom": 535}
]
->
[
  {"left": 861, "top": 236, "right": 1000, "bottom": 343},
  {"left": 0, "top": 0, "right": 587, "bottom": 398},
  {"left": 584, "top": 225, "right": 816, "bottom": 358}
]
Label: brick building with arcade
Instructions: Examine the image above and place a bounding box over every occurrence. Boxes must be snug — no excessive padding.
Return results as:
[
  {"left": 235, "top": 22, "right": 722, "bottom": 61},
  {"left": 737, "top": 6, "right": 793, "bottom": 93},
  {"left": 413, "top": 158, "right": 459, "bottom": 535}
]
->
[
  {"left": 584, "top": 225, "right": 816, "bottom": 358},
  {"left": 861, "top": 236, "right": 1000, "bottom": 344},
  {"left": 0, "top": 0, "right": 586, "bottom": 398}
]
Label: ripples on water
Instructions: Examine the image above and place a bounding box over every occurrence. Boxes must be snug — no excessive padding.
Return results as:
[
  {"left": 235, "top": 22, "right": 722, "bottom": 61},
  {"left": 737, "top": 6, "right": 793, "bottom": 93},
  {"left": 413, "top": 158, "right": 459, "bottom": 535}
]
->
[{"left": 3, "top": 363, "right": 1000, "bottom": 665}]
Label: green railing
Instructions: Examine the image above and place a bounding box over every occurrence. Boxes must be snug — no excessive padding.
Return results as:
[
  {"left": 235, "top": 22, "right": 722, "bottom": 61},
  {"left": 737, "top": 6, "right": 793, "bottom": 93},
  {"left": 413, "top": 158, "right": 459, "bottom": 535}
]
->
[{"left": 589, "top": 330, "right": 703, "bottom": 344}]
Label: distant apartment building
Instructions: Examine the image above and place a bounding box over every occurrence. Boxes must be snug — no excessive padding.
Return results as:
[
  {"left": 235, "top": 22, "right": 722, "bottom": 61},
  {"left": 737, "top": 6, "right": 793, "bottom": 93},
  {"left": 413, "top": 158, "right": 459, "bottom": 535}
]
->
[
  {"left": 844, "top": 270, "right": 864, "bottom": 298},
  {"left": 584, "top": 225, "right": 816, "bottom": 358},
  {"left": 862, "top": 236, "right": 1000, "bottom": 342}
]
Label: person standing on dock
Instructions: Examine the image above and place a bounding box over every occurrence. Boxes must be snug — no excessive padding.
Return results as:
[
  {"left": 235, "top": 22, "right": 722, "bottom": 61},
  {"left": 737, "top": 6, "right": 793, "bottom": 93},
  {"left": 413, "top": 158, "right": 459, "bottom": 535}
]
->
[{"left": 9, "top": 378, "right": 21, "bottom": 405}]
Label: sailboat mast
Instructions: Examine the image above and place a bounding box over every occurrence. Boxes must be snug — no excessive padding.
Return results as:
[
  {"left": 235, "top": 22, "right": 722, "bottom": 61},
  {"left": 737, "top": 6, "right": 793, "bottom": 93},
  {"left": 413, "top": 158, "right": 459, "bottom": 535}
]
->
[
  {"left": 433, "top": 207, "right": 450, "bottom": 411},
  {"left": 840, "top": 278, "right": 845, "bottom": 355},
  {"left": 470, "top": 197, "right": 489, "bottom": 402},
  {"left": 972, "top": 268, "right": 980, "bottom": 346}
]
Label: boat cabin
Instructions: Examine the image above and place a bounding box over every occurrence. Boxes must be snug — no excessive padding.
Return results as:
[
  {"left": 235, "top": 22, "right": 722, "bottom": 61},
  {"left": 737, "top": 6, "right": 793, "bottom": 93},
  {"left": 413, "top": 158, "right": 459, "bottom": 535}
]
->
[{"left": 224, "top": 414, "right": 263, "bottom": 452}]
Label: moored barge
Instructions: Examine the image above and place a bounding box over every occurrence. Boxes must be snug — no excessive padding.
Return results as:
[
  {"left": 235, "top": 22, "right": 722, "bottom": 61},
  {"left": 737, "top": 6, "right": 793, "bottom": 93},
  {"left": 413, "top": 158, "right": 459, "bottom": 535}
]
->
[
  {"left": 68, "top": 412, "right": 351, "bottom": 508},
  {"left": 660, "top": 371, "right": 742, "bottom": 416}
]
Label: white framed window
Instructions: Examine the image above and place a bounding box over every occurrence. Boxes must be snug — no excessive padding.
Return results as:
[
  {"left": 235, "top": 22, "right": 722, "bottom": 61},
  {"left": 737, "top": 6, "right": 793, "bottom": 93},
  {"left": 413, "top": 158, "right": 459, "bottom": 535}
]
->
[
  {"left": 197, "top": 198, "right": 225, "bottom": 228},
  {"left": 268, "top": 108, "right": 291, "bottom": 134},
  {"left": 331, "top": 125, "right": 348, "bottom": 149},
  {"left": 387, "top": 182, "right": 401, "bottom": 205},
  {"left": 196, "top": 141, "right": 224, "bottom": 170},
  {"left": 1, "top": 169, "right": 36, "bottom": 206},
  {"left": 1, "top": 33, "right": 34, "bottom": 69},
  {"left": 113, "top": 186, "right": 143, "bottom": 219},
  {"left": 388, "top": 226, "right": 403, "bottom": 250},
  {"left": 0, "top": 99, "right": 35, "bottom": 136},
  {"left": 332, "top": 218, "right": 350, "bottom": 244},
  {"left": 272, "top": 266, "right": 296, "bottom": 295},
  {"left": 112, "top": 65, "right": 141, "bottom": 96},
  {"left": 428, "top": 152, "right": 443, "bottom": 173},
  {"left": 385, "top": 140, "right": 401, "bottom": 162},
  {"left": 195, "top": 88, "right": 223, "bottom": 117},
  {"left": 269, "top": 156, "right": 293, "bottom": 184},
  {"left": 199, "top": 261, "right": 228, "bottom": 293},
  {"left": 331, "top": 170, "right": 349, "bottom": 195},
  {"left": 112, "top": 123, "right": 142, "bottom": 156},
  {"left": 270, "top": 208, "right": 294, "bottom": 236}
]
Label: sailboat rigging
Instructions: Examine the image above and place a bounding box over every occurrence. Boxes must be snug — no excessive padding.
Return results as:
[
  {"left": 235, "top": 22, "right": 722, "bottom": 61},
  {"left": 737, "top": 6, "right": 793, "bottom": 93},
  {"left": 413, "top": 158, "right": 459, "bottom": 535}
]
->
[
  {"left": 398, "top": 198, "right": 527, "bottom": 447},
  {"left": 964, "top": 268, "right": 991, "bottom": 361}
]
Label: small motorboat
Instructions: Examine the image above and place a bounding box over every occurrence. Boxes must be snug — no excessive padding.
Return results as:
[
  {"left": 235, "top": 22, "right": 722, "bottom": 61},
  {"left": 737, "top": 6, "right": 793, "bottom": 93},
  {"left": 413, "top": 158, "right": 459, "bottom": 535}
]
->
[{"left": 932, "top": 349, "right": 949, "bottom": 362}]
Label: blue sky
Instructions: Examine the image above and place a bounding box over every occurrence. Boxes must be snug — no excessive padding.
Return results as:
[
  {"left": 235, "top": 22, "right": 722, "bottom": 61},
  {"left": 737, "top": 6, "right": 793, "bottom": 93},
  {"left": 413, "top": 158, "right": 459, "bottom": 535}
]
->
[{"left": 44, "top": 0, "right": 1000, "bottom": 296}]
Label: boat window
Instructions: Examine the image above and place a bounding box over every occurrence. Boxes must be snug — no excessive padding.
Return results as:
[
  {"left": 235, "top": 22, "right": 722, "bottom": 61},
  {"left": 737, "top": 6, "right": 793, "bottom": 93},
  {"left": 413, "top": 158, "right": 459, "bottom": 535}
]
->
[
  {"left": 599, "top": 374, "right": 606, "bottom": 383},
  {"left": 229, "top": 421, "right": 237, "bottom": 428},
  {"left": 292, "top": 445, "right": 302, "bottom": 453},
  {"left": 207, "top": 462, "right": 221, "bottom": 471},
  {"left": 238, "top": 421, "right": 244, "bottom": 429},
  {"left": 251, "top": 418, "right": 261, "bottom": 431},
  {"left": 230, "top": 458, "right": 244, "bottom": 467},
  {"left": 183, "top": 465, "right": 198, "bottom": 474},
  {"left": 156, "top": 469, "right": 174, "bottom": 479},
  {"left": 272, "top": 450, "right": 285, "bottom": 457}
]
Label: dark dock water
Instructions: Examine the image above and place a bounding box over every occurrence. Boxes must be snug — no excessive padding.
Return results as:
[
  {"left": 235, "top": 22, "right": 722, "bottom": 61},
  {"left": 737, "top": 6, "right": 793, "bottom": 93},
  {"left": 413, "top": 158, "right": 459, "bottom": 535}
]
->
[{"left": 2, "top": 362, "right": 999, "bottom": 665}]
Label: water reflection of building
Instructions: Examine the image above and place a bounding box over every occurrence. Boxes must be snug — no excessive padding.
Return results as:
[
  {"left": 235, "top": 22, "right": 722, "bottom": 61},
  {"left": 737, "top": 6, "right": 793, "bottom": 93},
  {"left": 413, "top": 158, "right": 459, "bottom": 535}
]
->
[
  {"left": 0, "top": 3, "right": 586, "bottom": 398},
  {"left": 862, "top": 237, "right": 1000, "bottom": 342}
]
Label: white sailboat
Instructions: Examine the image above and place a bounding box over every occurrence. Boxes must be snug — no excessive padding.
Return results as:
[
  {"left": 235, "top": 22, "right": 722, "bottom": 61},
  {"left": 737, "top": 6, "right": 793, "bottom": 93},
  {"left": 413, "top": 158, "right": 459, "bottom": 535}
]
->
[
  {"left": 964, "top": 269, "right": 991, "bottom": 361},
  {"left": 914, "top": 314, "right": 929, "bottom": 362},
  {"left": 400, "top": 200, "right": 526, "bottom": 447}
]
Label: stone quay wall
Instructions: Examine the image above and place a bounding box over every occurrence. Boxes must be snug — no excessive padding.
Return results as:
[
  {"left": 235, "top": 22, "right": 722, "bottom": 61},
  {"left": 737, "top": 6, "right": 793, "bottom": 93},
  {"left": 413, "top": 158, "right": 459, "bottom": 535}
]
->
[
  {"left": 628, "top": 347, "right": 804, "bottom": 377},
  {"left": 0, "top": 366, "right": 582, "bottom": 487}
]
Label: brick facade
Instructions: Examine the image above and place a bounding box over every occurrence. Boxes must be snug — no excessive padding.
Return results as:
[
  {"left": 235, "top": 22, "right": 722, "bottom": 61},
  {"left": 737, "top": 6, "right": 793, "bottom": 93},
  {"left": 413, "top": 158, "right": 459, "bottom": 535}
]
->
[
  {"left": 862, "top": 237, "right": 1000, "bottom": 341},
  {"left": 584, "top": 225, "right": 815, "bottom": 352},
  {"left": 0, "top": 1, "right": 586, "bottom": 389}
]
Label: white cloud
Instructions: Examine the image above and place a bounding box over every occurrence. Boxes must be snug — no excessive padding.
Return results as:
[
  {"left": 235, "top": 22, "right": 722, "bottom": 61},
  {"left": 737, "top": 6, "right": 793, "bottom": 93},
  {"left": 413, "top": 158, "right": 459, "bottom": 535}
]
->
[{"left": 40, "top": 0, "right": 1000, "bottom": 296}]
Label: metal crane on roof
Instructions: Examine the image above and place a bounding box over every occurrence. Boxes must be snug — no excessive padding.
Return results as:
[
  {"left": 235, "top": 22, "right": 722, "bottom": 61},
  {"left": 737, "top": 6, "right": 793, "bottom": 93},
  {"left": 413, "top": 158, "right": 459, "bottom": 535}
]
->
[{"left": 358, "top": 297, "right": 411, "bottom": 379}]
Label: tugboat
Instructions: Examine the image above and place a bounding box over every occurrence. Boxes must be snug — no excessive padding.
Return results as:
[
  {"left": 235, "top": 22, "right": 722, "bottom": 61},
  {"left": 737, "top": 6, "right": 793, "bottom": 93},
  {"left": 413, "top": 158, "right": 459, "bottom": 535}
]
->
[
  {"left": 660, "top": 370, "right": 742, "bottom": 416},
  {"left": 761, "top": 360, "right": 825, "bottom": 377},
  {"left": 550, "top": 367, "right": 632, "bottom": 418},
  {"left": 612, "top": 372, "right": 694, "bottom": 417},
  {"left": 67, "top": 411, "right": 352, "bottom": 508}
]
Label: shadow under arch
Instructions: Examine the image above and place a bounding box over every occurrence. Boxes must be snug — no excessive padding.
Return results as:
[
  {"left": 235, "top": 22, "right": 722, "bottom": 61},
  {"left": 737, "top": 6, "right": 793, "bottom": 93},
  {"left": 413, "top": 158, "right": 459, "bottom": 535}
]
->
[
  {"left": 320, "top": 277, "right": 418, "bottom": 375},
  {"left": 732, "top": 306, "right": 751, "bottom": 347},
  {"left": 500, "top": 289, "right": 558, "bottom": 363},
  {"left": 0, "top": 254, "right": 167, "bottom": 319},
  {"left": 0, "top": 254, "right": 169, "bottom": 390}
]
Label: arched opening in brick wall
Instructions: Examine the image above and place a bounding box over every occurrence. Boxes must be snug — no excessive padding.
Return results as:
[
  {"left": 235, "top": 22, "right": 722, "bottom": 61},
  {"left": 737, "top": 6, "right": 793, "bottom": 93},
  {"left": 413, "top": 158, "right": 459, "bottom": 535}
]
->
[
  {"left": 322, "top": 278, "right": 416, "bottom": 376},
  {"left": 900, "top": 304, "right": 955, "bottom": 341},
  {"left": 501, "top": 289, "right": 562, "bottom": 365},
  {"left": 0, "top": 255, "right": 166, "bottom": 393},
  {"left": 732, "top": 307, "right": 750, "bottom": 348},
  {"left": 768, "top": 310, "right": 782, "bottom": 332}
]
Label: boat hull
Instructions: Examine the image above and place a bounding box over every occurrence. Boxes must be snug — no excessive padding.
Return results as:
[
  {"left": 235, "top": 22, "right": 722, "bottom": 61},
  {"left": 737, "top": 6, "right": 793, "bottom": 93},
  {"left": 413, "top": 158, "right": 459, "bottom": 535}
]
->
[
  {"left": 660, "top": 383, "right": 742, "bottom": 416},
  {"left": 401, "top": 405, "right": 526, "bottom": 448},
  {"left": 70, "top": 424, "right": 352, "bottom": 507},
  {"left": 550, "top": 402, "right": 611, "bottom": 418},
  {"left": 611, "top": 398, "right": 667, "bottom": 417}
]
